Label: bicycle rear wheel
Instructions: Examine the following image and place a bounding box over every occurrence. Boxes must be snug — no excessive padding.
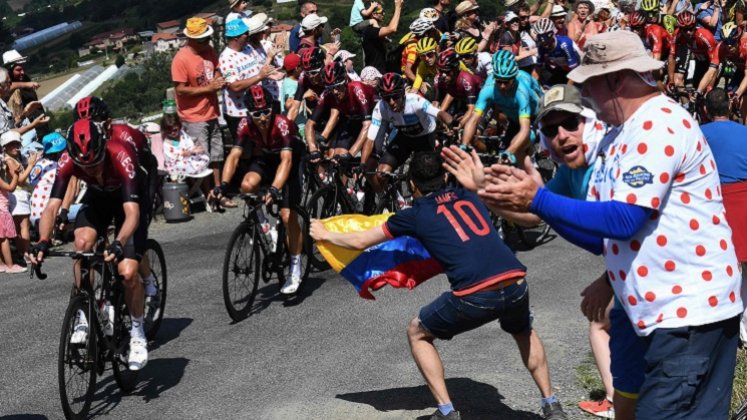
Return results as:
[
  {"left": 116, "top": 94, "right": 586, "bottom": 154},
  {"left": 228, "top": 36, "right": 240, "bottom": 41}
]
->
[
  {"left": 305, "top": 186, "right": 337, "bottom": 271},
  {"left": 111, "top": 282, "right": 139, "bottom": 392},
  {"left": 143, "top": 239, "right": 167, "bottom": 341},
  {"left": 58, "top": 295, "right": 97, "bottom": 420},
  {"left": 222, "top": 222, "right": 261, "bottom": 321}
]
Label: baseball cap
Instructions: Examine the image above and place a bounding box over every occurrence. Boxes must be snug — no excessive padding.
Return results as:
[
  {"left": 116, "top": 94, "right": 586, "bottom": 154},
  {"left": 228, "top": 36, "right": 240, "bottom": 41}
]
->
[
  {"left": 1, "top": 130, "right": 22, "bottom": 147},
  {"left": 504, "top": 11, "right": 520, "bottom": 22},
  {"left": 301, "top": 14, "right": 328, "bottom": 31},
  {"left": 567, "top": 31, "right": 664, "bottom": 83},
  {"left": 283, "top": 53, "right": 301, "bottom": 71},
  {"left": 537, "top": 85, "right": 585, "bottom": 121},
  {"left": 225, "top": 19, "right": 249, "bottom": 37},
  {"left": 42, "top": 132, "right": 67, "bottom": 154}
]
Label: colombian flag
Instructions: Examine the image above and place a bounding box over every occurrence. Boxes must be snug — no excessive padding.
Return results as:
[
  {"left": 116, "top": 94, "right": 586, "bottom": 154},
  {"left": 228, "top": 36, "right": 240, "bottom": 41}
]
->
[{"left": 317, "top": 214, "right": 444, "bottom": 300}]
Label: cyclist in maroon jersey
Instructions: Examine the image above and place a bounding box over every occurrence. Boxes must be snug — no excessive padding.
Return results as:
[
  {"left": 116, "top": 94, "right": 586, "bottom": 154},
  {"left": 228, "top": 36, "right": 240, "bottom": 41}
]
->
[
  {"left": 305, "top": 61, "right": 378, "bottom": 160},
  {"left": 668, "top": 11, "right": 719, "bottom": 94},
  {"left": 629, "top": 11, "right": 672, "bottom": 63},
  {"left": 28, "top": 119, "right": 151, "bottom": 371},
  {"left": 215, "top": 86, "right": 306, "bottom": 295},
  {"left": 434, "top": 49, "right": 484, "bottom": 129},
  {"left": 286, "top": 47, "right": 328, "bottom": 123}
]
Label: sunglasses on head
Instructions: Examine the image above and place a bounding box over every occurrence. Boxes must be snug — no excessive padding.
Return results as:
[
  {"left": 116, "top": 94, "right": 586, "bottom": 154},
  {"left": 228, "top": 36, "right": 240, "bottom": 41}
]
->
[
  {"left": 520, "top": 15, "right": 530, "bottom": 20},
  {"left": 540, "top": 115, "right": 581, "bottom": 138},
  {"left": 249, "top": 108, "right": 271, "bottom": 118}
]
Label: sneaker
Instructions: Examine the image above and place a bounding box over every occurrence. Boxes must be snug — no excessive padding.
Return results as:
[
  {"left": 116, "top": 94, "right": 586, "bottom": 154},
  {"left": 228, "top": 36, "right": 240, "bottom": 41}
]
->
[
  {"left": 578, "top": 399, "right": 614, "bottom": 419},
  {"left": 430, "top": 409, "right": 461, "bottom": 420},
  {"left": 280, "top": 274, "right": 302, "bottom": 295},
  {"left": 6, "top": 264, "right": 27, "bottom": 273},
  {"left": 128, "top": 337, "right": 148, "bottom": 371},
  {"left": 70, "top": 323, "right": 88, "bottom": 345},
  {"left": 542, "top": 402, "right": 568, "bottom": 420}
]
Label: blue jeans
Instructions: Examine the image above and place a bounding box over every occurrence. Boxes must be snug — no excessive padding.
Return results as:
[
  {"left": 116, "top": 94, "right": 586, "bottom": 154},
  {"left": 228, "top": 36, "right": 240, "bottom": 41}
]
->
[{"left": 419, "top": 280, "right": 531, "bottom": 340}]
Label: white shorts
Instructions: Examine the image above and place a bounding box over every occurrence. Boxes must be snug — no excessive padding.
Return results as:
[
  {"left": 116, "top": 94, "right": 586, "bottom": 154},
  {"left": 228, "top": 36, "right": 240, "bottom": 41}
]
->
[{"left": 10, "top": 189, "right": 30, "bottom": 216}]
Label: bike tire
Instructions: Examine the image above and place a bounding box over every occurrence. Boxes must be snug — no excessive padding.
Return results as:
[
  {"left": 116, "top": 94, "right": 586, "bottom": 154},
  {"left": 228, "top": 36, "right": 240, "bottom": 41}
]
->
[
  {"left": 143, "top": 238, "right": 167, "bottom": 341},
  {"left": 58, "top": 295, "right": 97, "bottom": 420},
  {"left": 111, "top": 283, "right": 139, "bottom": 393},
  {"left": 304, "top": 186, "right": 337, "bottom": 271},
  {"left": 222, "top": 222, "right": 261, "bottom": 322}
]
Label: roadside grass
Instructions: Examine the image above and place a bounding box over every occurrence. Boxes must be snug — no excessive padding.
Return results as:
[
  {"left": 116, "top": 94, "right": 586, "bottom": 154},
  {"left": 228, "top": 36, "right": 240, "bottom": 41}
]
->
[{"left": 732, "top": 347, "right": 747, "bottom": 417}]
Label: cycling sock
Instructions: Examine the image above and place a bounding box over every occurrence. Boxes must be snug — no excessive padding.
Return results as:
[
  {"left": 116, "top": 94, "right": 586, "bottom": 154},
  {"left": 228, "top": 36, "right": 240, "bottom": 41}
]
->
[
  {"left": 130, "top": 315, "right": 145, "bottom": 339},
  {"left": 438, "top": 402, "right": 454, "bottom": 415},
  {"left": 541, "top": 394, "right": 559, "bottom": 407},
  {"left": 143, "top": 273, "right": 157, "bottom": 296},
  {"left": 77, "top": 309, "right": 88, "bottom": 326},
  {"left": 290, "top": 254, "right": 301, "bottom": 278}
]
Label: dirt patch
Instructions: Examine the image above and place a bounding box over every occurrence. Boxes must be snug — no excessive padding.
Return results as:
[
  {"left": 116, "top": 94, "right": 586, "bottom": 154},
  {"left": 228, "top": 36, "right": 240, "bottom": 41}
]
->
[
  {"left": 7, "top": 0, "right": 32, "bottom": 11},
  {"left": 37, "top": 71, "right": 81, "bottom": 98}
]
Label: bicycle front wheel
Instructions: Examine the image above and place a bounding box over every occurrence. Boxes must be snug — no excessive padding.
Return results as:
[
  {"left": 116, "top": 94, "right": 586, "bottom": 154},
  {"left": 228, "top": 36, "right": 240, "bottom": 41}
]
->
[
  {"left": 305, "top": 186, "right": 337, "bottom": 271},
  {"left": 58, "top": 295, "right": 97, "bottom": 420},
  {"left": 222, "top": 222, "right": 261, "bottom": 322},
  {"left": 111, "top": 283, "right": 139, "bottom": 393},
  {"left": 143, "top": 239, "right": 167, "bottom": 341}
]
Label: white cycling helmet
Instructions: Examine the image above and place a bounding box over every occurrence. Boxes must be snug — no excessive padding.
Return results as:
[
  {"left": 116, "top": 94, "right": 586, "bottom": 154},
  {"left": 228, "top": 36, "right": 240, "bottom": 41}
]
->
[
  {"left": 531, "top": 18, "right": 555, "bottom": 35},
  {"left": 409, "top": 18, "right": 435, "bottom": 36},
  {"left": 419, "top": 8, "right": 440, "bottom": 22}
]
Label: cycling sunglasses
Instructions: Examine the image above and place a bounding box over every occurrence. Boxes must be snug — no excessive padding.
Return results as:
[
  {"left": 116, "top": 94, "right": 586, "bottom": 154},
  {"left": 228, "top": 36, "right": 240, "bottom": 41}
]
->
[
  {"left": 540, "top": 115, "right": 581, "bottom": 138},
  {"left": 325, "top": 82, "right": 346, "bottom": 92},
  {"left": 249, "top": 108, "right": 272, "bottom": 118},
  {"left": 420, "top": 51, "right": 437, "bottom": 58},
  {"left": 494, "top": 78, "right": 514, "bottom": 87},
  {"left": 460, "top": 53, "right": 477, "bottom": 60},
  {"left": 306, "top": 68, "right": 322, "bottom": 76}
]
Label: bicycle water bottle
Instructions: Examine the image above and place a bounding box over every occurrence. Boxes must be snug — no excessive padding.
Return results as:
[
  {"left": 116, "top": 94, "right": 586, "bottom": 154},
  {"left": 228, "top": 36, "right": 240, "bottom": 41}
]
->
[
  {"left": 100, "top": 300, "right": 114, "bottom": 336},
  {"left": 269, "top": 225, "right": 278, "bottom": 252}
]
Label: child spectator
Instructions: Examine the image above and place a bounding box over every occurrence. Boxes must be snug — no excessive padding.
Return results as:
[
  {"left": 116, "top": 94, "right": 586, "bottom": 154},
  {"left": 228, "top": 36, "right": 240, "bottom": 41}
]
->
[
  {"left": 360, "top": 66, "right": 382, "bottom": 87},
  {"left": 4, "top": 129, "right": 38, "bottom": 264},
  {"left": 0, "top": 131, "right": 22, "bottom": 272},
  {"left": 350, "top": 0, "right": 378, "bottom": 33},
  {"left": 334, "top": 50, "right": 361, "bottom": 81},
  {"left": 160, "top": 114, "right": 211, "bottom": 180},
  {"left": 280, "top": 53, "right": 308, "bottom": 133},
  {"left": 29, "top": 132, "right": 67, "bottom": 228}
]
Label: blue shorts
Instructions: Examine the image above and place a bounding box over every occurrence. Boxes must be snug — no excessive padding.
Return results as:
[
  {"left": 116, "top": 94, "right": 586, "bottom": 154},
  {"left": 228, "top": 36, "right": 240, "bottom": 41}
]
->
[
  {"left": 608, "top": 301, "right": 647, "bottom": 398},
  {"left": 419, "top": 280, "right": 531, "bottom": 340}
]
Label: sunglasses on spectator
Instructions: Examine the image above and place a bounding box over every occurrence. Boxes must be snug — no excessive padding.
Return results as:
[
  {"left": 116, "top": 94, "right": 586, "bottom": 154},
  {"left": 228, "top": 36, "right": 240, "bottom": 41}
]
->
[
  {"left": 249, "top": 109, "right": 271, "bottom": 118},
  {"left": 540, "top": 115, "right": 581, "bottom": 138},
  {"left": 420, "top": 51, "right": 437, "bottom": 58},
  {"left": 519, "top": 16, "right": 530, "bottom": 20}
]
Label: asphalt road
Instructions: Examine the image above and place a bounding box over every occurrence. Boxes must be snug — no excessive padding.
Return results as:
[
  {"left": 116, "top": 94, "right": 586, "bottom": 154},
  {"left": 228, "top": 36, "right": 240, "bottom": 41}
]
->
[{"left": 0, "top": 208, "right": 605, "bottom": 420}]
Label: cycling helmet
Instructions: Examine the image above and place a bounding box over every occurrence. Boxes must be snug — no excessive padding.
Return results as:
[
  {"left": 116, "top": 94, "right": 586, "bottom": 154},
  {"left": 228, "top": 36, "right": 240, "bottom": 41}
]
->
[
  {"left": 437, "top": 49, "right": 460, "bottom": 71},
  {"left": 492, "top": 50, "right": 519, "bottom": 79},
  {"left": 323, "top": 61, "right": 347, "bottom": 87},
  {"left": 300, "top": 47, "right": 325, "bottom": 72},
  {"left": 677, "top": 11, "right": 696, "bottom": 27},
  {"left": 416, "top": 37, "right": 438, "bottom": 54},
  {"left": 722, "top": 21, "right": 743, "bottom": 42},
  {"left": 531, "top": 18, "right": 555, "bottom": 35},
  {"left": 409, "top": 18, "right": 435, "bottom": 36},
  {"left": 640, "top": 0, "right": 659, "bottom": 12},
  {"left": 66, "top": 119, "right": 107, "bottom": 167},
  {"left": 243, "top": 85, "right": 273, "bottom": 111},
  {"left": 628, "top": 11, "right": 646, "bottom": 28},
  {"left": 377, "top": 73, "right": 406, "bottom": 98},
  {"left": 455, "top": 36, "right": 478, "bottom": 55},
  {"left": 73, "top": 96, "right": 110, "bottom": 121},
  {"left": 662, "top": 14, "right": 677, "bottom": 34},
  {"left": 419, "top": 7, "right": 440, "bottom": 22}
]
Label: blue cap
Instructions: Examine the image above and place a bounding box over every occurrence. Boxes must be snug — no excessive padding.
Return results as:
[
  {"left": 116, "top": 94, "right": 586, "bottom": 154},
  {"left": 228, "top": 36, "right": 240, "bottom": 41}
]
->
[
  {"left": 42, "top": 132, "right": 66, "bottom": 155},
  {"left": 225, "top": 19, "right": 249, "bottom": 38}
]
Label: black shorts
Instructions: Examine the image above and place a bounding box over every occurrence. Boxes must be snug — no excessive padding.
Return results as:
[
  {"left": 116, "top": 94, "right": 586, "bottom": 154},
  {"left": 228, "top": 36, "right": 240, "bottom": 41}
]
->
[
  {"left": 328, "top": 118, "right": 364, "bottom": 151},
  {"left": 380, "top": 132, "right": 436, "bottom": 170},
  {"left": 246, "top": 153, "right": 302, "bottom": 209},
  {"left": 75, "top": 187, "right": 149, "bottom": 261}
]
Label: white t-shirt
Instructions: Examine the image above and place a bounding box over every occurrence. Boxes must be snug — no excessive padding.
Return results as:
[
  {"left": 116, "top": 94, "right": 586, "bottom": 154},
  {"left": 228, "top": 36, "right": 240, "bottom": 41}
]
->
[
  {"left": 245, "top": 43, "right": 280, "bottom": 100},
  {"left": 368, "top": 93, "right": 440, "bottom": 141},
  {"left": 518, "top": 30, "right": 537, "bottom": 68},
  {"left": 29, "top": 158, "right": 57, "bottom": 224},
  {"left": 219, "top": 47, "right": 258, "bottom": 117},
  {"left": 588, "top": 94, "right": 744, "bottom": 336}
]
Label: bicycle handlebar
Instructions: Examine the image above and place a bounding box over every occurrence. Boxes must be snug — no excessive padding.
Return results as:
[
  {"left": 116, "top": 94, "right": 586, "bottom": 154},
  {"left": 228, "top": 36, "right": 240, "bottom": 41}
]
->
[{"left": 29, "top": 251, "right": 101, "bottom": 281}]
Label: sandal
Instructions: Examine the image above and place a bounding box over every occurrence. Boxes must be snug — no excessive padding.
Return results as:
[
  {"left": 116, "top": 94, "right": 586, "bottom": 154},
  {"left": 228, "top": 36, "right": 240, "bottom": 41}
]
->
[{"left": 220, "top": 197, "right": 238, "bottom": 208}]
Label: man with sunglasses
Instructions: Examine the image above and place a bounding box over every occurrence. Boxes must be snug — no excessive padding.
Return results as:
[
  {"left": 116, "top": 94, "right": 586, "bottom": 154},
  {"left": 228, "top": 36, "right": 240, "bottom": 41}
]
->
[
  {"left": 412, "top": 37, "right": 440, "bottom": 99},
  {"left": 667, "top": 11, "right": 718, "bottom": 95},
  {"left": 305, "top": 61, "right": 377, "bottom": 160},
  {"left": 217, "top": 86, "right": 306, "bottom": 295},
  {"left": 435, "top": 49, "right": 484, "bottom": 129},
  {"left": 286, "top": 47, "right": 328, "bottom": 124},
  {"left": 462, "top": 50, "right": 540, "bottom": 165},
  {"left": 532, "top": 18, "right": 580, "bottom": 86}
]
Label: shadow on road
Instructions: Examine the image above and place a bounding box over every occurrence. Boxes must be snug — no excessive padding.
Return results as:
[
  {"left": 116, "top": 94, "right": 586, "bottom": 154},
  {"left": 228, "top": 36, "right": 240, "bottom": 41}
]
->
[
  {"left": 88, "top": 357, "right": 190, "bottom": 416},
  {"left": 148, "top": 317, "right": 193, "bottom": 351},
  {"left": 336, "top": 377, "right": 542, "bottom": 419},
  {"left": 0, "top": 416, "right": 49, "bottom": 420}
]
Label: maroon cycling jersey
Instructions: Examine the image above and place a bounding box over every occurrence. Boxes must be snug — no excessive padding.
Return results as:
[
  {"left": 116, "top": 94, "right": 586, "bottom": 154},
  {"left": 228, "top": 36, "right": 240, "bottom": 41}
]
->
[
  {"left": 435, "top": 70, "right": 484, "bottom": 107},
  {"left": 293, "top": 72, "right": 326, "bottom": 102},
  {"left": 234, "top": 114, "right": 302, "bottom": 154},
  {"left": 51, "top": 137, "right": 141, "bottom": 202},
  {"left": 311, "top": 81, "right": 377, "bottom": 122},
  {"left": 670, "top": 27, "right": 718, "bottom": 64},
  {"left": 110, "top": 123, "right": 147, "bottom": 153}
]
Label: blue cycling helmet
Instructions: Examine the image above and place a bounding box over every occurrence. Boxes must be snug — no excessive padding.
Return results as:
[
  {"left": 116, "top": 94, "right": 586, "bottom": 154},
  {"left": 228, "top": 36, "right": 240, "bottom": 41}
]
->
[
  {"left": 42, "top": 132, "right": 66, "bottom": 155},
  {"left": 492, "top": 50, "right": 519, "bottom": 79}
]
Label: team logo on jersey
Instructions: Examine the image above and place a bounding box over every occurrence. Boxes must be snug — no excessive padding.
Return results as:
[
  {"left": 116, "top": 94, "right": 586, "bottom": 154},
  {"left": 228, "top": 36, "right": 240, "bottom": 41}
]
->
[{"left": 622, "top": 165, "right": 653, "bottom": 188}]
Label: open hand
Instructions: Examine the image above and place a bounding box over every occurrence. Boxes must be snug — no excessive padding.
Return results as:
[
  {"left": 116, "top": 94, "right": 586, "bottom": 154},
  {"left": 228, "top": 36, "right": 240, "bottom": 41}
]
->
[{"left": 441, "top": 145, "right": 485, "bottom": 192}]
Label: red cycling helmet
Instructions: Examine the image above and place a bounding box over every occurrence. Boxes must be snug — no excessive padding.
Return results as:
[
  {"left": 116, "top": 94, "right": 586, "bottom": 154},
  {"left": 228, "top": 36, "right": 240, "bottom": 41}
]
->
[
  {"left": 677, "top": 11, "right": 696, "bottom": 28},
  {"left": 377, "top": 73, "right": 406, "bottom": 98},
  {"left": 300, "top": 47, "right": 326, "bottom": 72},
  {"left": 66, "top": 119, "right": 107, "bottom": 167},
  {"left": 243, "top": 85, "right": 273, "bottom": 112},
  {"left": 437, "top": 49, "right": 460, "bottom": 71},
  {"left": 323, "top": 61, "right": 347, "bottom": 87},
  {"left": 628, "top": 11, "right": 646, "bottom": 28},
  {"left": 73, "top": 96, "right": 111, "bottom": 122}
]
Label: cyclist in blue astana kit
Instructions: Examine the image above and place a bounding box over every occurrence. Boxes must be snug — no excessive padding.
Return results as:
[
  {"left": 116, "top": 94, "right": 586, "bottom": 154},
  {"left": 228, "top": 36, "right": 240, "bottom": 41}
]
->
[
  {"left": 461, "top": 50, "right": 540, "bottom": 165},
  {"left": 360, "top": 73, "right": 453, "bottom": 192}
]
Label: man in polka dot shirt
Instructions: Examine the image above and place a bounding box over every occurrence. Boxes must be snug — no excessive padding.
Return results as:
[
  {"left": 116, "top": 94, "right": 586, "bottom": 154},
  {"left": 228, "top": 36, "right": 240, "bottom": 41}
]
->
[{"left": 478, "top": 31, "right": 743, "bottom": 419}]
